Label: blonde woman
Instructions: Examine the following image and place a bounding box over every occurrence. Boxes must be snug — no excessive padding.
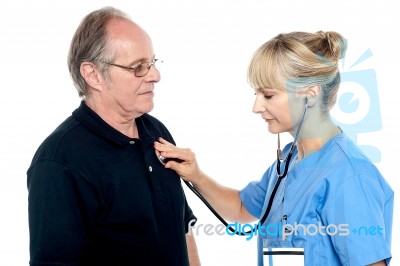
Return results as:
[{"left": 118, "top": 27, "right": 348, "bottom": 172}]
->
[{"left": 155, "top": 31, "right": 392, "bottom": 265}]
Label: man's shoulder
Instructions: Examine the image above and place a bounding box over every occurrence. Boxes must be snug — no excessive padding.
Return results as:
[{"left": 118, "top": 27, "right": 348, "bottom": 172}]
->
[
  {"left": 30, "top": 116, "right": 82, "bottom": 164},
  {"left": 45, "top": 116, "right": 81, "bottom": 145}
]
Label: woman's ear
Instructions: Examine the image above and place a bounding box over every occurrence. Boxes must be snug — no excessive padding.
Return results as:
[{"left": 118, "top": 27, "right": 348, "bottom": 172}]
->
[
  {"left": 305, "top": 85, "right": 321, "bottom": 107},
  {"left": 80, "top": 62, "right": 104, "bottom": 92}
]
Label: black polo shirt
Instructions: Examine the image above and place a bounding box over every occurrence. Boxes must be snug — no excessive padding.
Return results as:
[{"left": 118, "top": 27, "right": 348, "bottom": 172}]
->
[{"left": 27, "top": 102, "right": 196, "bottom": 266}]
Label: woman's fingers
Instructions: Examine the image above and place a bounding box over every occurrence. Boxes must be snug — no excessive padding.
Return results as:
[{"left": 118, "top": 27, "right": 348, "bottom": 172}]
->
[
  {"left": 157, "top": 137, "right": 172, "bottom": 145},
  {"left": 153, "top": 138, "right": 199, "bottom": 182},
  {"left": 154, "top": 138, "right": 174, "bottom": 152},
  {"left": 154, "top": 138, "right": 191, "bottom": 161}
]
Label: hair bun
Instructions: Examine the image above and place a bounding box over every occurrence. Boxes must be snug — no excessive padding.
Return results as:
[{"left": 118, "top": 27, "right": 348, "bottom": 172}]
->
[{"left": 317, "top": 31, "right": 347, "bottom": 61}]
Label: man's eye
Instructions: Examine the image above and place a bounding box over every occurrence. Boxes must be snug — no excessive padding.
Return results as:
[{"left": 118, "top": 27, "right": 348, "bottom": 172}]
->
[{"left": 134, "top": 64, "right": 144, "bottom": 71}]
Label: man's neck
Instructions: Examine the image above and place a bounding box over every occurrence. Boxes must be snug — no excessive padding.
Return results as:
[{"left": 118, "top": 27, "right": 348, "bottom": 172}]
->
[{"left": 84, "top": 98, "right": 139, "bottom": 138}]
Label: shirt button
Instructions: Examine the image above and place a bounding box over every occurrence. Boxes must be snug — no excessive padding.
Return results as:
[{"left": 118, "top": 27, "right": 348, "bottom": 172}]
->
[
  {"left": 129, "top": 140, "right": 135, "bottom": 144},
  {"left": 149, "top": 166, "right": 153, "bottom": 172}
]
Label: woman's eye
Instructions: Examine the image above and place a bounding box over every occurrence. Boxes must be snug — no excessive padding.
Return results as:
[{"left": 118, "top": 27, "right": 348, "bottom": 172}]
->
[{"left": 264, "top": 95, "right": 273, "bottom": 99}]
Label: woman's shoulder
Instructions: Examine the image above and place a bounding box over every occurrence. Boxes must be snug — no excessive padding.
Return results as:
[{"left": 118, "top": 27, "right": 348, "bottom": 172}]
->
[{"left": 322, "top": 133, "right": 391, "bottom": 191}]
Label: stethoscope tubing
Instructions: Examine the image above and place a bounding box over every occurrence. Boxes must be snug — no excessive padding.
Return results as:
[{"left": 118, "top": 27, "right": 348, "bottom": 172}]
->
[{"left": 159, "top": 98, "right": 309, "bottom": 236}]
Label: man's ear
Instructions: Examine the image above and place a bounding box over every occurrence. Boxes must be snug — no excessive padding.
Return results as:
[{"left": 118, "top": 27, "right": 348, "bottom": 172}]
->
[{"left": 80, "top": 62, "right": 104, "bottom": 92}]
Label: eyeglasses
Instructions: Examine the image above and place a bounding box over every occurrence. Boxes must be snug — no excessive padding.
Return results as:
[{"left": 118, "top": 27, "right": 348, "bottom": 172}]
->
[{"left": 101, "top": 58, "right": 162, "bottom": 77}]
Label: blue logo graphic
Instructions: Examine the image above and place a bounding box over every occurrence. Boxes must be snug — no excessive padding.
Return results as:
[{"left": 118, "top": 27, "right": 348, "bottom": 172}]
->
[{"left": 330, "top": 49, "right": 382, "bottom": 162}]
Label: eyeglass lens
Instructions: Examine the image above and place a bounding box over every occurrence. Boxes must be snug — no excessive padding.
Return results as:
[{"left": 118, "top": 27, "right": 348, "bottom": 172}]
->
[{"left": 135, "top": 60, "right": 160, "bottom": 77}]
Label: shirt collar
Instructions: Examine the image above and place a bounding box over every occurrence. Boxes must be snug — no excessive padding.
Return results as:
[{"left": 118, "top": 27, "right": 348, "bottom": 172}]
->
[{"left": 72, "top": 101, "right": 158, "bottom": 146}]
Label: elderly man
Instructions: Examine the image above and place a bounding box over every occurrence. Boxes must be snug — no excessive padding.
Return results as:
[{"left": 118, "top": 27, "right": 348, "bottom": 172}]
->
[{"left": 27, "top": 7, "right": 200, "bottom": 266}]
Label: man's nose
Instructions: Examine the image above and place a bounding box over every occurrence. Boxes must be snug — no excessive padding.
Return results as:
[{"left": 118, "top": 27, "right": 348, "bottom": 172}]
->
[{"left": 144, "top": 65, "right": 161, "bottom": 83}]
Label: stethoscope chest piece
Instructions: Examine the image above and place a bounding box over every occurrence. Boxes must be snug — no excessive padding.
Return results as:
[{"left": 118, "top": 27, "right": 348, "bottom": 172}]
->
[
  {"left": 155, "top": 149, "right": 183, "bottom": 165},
  {"left": 155, "top": 150, "right": 168, "bottom": 165}
]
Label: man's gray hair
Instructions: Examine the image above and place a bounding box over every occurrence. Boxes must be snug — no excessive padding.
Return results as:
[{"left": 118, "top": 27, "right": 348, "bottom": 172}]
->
[{"left": 67, "top": 7, "right": 130, "bottom": 97}]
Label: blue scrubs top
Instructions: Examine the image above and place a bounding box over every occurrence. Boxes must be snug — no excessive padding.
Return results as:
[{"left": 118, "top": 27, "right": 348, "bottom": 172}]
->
[{"left": 240, "top": 133, "right": 393, "bottom": 265}]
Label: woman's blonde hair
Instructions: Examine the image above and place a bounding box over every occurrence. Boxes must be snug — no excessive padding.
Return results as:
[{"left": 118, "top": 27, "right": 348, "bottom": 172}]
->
[{"left": 248, "top": 31, "right": 347, "bottom": 110}]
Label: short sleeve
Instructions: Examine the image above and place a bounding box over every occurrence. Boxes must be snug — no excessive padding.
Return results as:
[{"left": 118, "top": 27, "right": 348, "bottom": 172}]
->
[
  {"left": 182, "top": 192, "right": 197, "bottom": 233},
  {"left": 27, "top": 160, "right": 99, "bottom": 264},
  {"left": 321, "top": 168, "right": 393, "bottom": 265},
  {"left": 239, "top": 165, "right": 276, "bottom": 219}
]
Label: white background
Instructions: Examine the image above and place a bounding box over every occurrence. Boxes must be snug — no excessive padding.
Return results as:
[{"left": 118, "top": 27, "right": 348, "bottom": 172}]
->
[{"left": 1, "top": 0, "right": 399, "bottom": 265}]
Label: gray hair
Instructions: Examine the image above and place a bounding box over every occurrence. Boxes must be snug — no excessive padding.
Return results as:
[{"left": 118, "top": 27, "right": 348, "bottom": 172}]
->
[{"left": 67, "top": 7, "right": 131, "bottom": 97}]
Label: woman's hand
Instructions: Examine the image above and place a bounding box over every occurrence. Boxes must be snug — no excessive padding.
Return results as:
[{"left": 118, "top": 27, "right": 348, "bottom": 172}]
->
[
  {"left": 154, "top": 138, "right": 203, "bottom": 185},
  {"left": 155, "top": 138, "right": 256, "bottom": 224}
]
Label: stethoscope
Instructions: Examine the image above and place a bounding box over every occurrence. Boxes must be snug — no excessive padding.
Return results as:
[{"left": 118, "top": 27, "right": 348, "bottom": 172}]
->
[{"left": 156, "top": 97, "right": 310, "bottom": 235}]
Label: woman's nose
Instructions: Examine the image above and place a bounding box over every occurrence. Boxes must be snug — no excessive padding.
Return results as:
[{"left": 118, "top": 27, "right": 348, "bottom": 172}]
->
[{"left": 252, "top": 96, "right": 267, "bottom": 114}]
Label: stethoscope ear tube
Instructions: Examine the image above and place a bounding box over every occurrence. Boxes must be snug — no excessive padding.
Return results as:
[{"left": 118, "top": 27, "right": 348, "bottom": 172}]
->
[{"left": 260, "top": 151, "right": 293, "bottom": 226}]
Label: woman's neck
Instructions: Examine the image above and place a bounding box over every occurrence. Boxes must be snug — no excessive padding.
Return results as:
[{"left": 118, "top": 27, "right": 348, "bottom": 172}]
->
[{"left": 295, "top": 119, "right": 341, "bottom": 161}]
